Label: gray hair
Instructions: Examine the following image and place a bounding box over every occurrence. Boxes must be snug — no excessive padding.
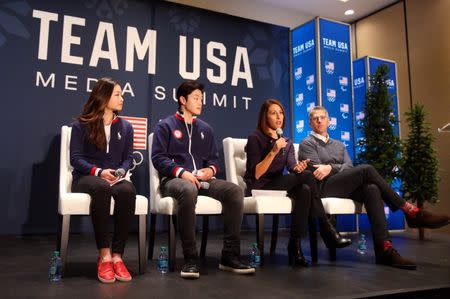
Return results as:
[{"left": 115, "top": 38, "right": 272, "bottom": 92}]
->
[{"left": 308, "top": 106, "right": 329, "bottom": 119}]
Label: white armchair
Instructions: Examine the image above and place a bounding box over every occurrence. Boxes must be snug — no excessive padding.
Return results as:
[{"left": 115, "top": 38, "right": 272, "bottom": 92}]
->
[
  {"left": 147, "top": 133, "right": 223, "bottom": 271},
  {"left": 58, "top": 126, "right": 148, "bottom": 274},
  {"left": 223, "top": 137, "right": 318, "bottom": 262}
]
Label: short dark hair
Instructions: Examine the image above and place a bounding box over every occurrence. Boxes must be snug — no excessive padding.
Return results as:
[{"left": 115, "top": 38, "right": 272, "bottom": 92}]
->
[
  {"left": 176, "top": 80, "right": 204, "bottom": 111},
  {"left": 257, "top": 99, "right": 286, "bottom": 134}
]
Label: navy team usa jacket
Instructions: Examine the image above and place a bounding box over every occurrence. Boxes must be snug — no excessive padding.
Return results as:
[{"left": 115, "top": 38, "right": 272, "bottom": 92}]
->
[{"left": 151, "top": 111, "right": 219, "bottom": 178}]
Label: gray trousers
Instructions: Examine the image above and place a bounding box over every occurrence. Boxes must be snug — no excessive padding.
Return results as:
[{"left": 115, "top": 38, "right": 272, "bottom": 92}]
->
[
  {"left": 161, "top": 178, "right": 244, "bottom": 259},
  {"left": 321, "top": 164, "right": 405, "bottom": 248}
]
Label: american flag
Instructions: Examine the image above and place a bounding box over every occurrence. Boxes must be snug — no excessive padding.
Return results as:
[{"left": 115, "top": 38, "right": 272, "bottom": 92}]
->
[
  {"left": 294, "top": 67, "right": 302, "bottom": 79},
  {"left": 325, "top": 61, "right": 334, "bottom": 74},
  {"left": 329, "top": 117, "right": 337, "bottom": 126},
  {"left": 120, "top": 116, "right": 148, "bottom": 150},
  {"left": 341, "top": 131, "right": 350, "bottom": 141},
  {"left": 340, "top": 103, "right": 349, "bottom": 113},
  {"left": 326, "top": 89, "right": 336, "bottom": 98},
  {"left": 356, "top": 111, "right": 365, "bottom": 121},
  {"left": 339, "top": 76, "right": 348, "bottom": 86},
  {"left": 306, "top": 75, "right": 314, "bottom": 85},
  {"left": 295, "top": 93, "right": 303, "bottom": 106}
]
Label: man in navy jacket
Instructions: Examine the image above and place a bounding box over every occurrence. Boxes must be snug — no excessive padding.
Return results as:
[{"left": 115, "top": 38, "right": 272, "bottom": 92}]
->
[{"left": 152, "top": 80, "right": 254, "bottom": 279}]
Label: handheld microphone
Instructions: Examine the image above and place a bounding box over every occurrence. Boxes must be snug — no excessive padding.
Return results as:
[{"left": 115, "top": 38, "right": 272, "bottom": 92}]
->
[
  {"left": 275, "top": 128, "right": 285, "bottom": 155},
  {"left": 199, "top": 181, "right": 210, "bottom": 190},
  {"left": 192, "top": 170, "right": 210, "bottom": 189},
  {"left": 114, "top": 168, "right": 126, "bottom": 178}
]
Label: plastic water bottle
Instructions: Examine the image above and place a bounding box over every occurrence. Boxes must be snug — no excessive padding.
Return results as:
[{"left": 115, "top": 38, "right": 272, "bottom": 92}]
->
[
  {"left": 158, "top": 246, "right": 169, "bottom": 274},
  {"left": 357, "top": 234, "right": 367, "bottom": 255},
  {"left": 48, "top": 251, "right": 62, "bottom": 282},
  {"left": 249, "top": 243, "right": 261, "bottom": 267}
]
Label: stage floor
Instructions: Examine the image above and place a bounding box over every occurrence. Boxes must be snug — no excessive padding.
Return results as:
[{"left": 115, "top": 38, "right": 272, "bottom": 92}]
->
[{"left": 1, "top": 230, "right": 449, "bottom": 298}]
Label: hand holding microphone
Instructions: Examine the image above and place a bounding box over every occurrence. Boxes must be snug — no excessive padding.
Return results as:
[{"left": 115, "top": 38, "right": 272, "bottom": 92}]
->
[
  {"left": 275, "top": 128, "right": 286, "bottom": 155},
  {"left": 114, "top": 168, "right": 126, "bottom": 178},
  {"left": 192, "top": 169, "right": 210, "bottom": 190}
]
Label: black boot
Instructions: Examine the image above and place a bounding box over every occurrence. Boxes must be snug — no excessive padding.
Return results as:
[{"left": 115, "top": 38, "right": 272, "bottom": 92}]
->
[
  {"left": 287, "top": 238, "right": 309, "bottom": 267},
  {"left": 320, "top": 217, "right": 352, "bottom": 249}
]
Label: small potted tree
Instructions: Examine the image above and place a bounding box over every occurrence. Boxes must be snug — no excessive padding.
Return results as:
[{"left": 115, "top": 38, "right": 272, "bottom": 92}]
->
[{"left": 401, "top": 103, "right": 439, "bottom": 240}]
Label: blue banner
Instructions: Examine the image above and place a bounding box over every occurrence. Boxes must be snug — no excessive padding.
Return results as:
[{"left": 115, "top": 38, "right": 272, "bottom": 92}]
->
[
  {"left": 353, "top": 57, "right": 367, "bottom": 156},
  {"left": 291, "top": 20, "right": 317, "bottom": 142},
  {"left": 318, "top": 18, "right": 354, "bottom": 160}
]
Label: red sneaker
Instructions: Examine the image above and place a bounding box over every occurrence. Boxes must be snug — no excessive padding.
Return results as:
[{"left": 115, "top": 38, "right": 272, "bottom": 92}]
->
[
  {"left": 97, "top": 258, "right": 115, "bottom": 283},
  {"left": 113, "top": 261, "right": 132, "bottom": 282}
]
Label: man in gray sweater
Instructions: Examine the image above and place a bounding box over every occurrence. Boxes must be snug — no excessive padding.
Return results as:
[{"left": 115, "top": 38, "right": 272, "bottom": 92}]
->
[{"left": 299, "top": 106, "right": 449, "bottom": 270}]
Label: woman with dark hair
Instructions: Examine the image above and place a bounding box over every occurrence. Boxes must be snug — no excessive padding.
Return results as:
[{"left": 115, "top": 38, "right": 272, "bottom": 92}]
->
[
  {"left": 244, "top": 99, "right": 351, "bottom": 267},
  {"left": 70, "top": 77, "right": 136, "bottom": 283}
]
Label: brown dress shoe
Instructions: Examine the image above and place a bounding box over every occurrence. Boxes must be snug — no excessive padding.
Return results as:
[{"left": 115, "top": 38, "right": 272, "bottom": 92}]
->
[
  {"left": 406, "top": 210, "right": 450, "bottom": 229},
  {"left": 376, "top": 248, "right": 416, "bottom": 270}
]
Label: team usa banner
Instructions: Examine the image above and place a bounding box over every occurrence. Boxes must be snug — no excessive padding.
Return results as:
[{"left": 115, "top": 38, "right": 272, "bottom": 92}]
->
[{"left": 0, "top": 0, "right": 289, "bottom": 234}]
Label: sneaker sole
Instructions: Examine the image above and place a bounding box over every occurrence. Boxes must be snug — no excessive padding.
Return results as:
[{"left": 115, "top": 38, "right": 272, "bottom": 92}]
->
[
  {"left": 115, "top": 274, "right": 132, "bottom": 282},
  {"left": 98, "top": 275, "right": 115, "bottom": 283},
  {"left": 180, "top": 271, "right": 200, "bottom": 279},
  {"left": 218, "top": 264, "right": 256, "bottom": 274}
]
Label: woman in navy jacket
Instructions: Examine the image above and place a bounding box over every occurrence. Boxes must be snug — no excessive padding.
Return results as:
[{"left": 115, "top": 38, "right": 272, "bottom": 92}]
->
[
  {"left": 244, "top": 99, "right": 351, "bottom": 267},
  {"left": 70, "top": 77, "right": 135, "bottom": 283}
]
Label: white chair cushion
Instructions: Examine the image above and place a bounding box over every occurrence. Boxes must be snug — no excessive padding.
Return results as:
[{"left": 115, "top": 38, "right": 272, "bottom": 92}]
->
[
  {"left": 321, "top": 197, "right": 364, "bottom": 214},
  {"left": 59, "top": 193, "right": 148, "bottom": 215},
  {"left": 244, "top": 195, "right": 292, "bottom": 214},
  {"left": 155, "top": 195, "right": 222, "bottom": 215}
]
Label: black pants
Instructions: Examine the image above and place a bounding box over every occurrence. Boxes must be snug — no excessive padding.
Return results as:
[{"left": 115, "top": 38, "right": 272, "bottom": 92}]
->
[
  {"left": 161, "top": 178, "right": 244, "bottom": 259},
  {"left": 321, "top": 164, "right": 406, "bottom": 247},
  {"left": 261, "top": 171, "right": 326, "bottom": 238},
  {"left": 72, "top": 176, "right": 136, "bottom": 254}
]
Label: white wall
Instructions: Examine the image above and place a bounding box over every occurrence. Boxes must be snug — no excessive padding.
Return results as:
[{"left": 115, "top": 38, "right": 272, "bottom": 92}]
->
[{"left": 166, "top": 0, "right": 313, "bottom": 28}]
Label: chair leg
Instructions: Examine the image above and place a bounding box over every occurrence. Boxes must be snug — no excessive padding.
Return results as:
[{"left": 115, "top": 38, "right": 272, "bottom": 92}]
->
[
  {"left": 138, "top": 215, "right": 147, "bottom": 274},
  {"left": 148, "top": 214, "right": 157, "bottom": 260},
  {"left": 168, "top": 215, "right": 176, "bottom": 272},
  {"left": 270, "top": 215, "right": 279, "bottom": 255},
  {"left": 308, "top": 218, "right": 318, "bottom": 263},
  {"left": 328, "top": 215, "right": 337, "bottom": 261},
  {"left": 59, "top": 215, "right": 70, "bottom": 276},
  {"left": 256, "top": 214, "right": 265, "bottom": 264},
  {"left": 200, "top": 215, "right": 209, "bottom": 258}
]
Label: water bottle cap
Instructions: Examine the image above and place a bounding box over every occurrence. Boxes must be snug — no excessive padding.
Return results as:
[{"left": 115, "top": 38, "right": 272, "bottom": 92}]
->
[{"left": 53, "top": 251, "right": 60, "bottom": 256}]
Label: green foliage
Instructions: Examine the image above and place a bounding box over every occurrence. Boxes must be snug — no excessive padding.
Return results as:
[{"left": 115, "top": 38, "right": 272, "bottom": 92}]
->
[
  {"left": 401, "top": 103, "right": 439, "bottom": 204},
  {"left": 356, "top": 64, "right": 401, "bottom": 183}
]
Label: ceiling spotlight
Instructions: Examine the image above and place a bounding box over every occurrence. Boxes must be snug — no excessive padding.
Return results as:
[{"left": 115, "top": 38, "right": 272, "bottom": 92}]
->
[
  {"left": 340, "top": 0, "right": 349, "bottom": 2},
  {"left": 344, "top": 9, "right": 354, "bottom": 15}
]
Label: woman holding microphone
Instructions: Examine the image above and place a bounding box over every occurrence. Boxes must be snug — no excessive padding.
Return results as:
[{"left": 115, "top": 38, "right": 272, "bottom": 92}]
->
[{"left": 244, "top": 99, "right": 351, "bottom": 267}]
